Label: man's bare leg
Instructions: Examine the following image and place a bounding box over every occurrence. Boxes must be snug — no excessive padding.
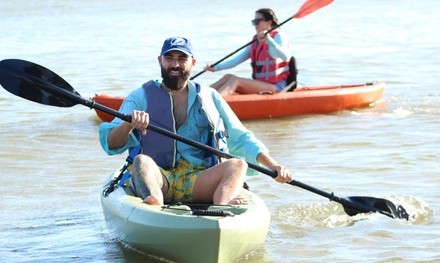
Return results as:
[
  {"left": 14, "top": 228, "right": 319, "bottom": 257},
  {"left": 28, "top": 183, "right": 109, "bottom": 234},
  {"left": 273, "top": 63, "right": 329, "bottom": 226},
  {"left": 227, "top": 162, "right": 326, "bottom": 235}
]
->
[
  {"left": 192, "top": 158, "right": 247, "bottom": 205},
  {"left": 131, "top": 154, "right": 168, "bottom": 205}
]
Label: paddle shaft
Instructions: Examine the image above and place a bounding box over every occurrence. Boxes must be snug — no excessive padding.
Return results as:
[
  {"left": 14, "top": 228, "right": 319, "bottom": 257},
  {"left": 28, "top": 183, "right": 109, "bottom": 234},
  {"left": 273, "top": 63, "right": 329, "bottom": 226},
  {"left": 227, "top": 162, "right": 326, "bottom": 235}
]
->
[
  {"left": 189, "top": 0, "right": 333, "bottom": 80},
  {"left": 2, "top": 58, "right": 407, "bottom": 220},
  {"left": 4, "top": 67, "right": 384, "bottom": 216}
]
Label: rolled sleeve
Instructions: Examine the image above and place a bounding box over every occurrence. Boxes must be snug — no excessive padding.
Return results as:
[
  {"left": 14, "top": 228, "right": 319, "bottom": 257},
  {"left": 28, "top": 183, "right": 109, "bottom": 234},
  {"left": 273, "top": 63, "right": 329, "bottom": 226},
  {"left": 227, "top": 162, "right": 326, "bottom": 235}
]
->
[
  {"left": 98, "top": 122, "right": 140, "bottom": 155},
  {"left": 98, "top": 87, "right": 147, "bottom": 155}
]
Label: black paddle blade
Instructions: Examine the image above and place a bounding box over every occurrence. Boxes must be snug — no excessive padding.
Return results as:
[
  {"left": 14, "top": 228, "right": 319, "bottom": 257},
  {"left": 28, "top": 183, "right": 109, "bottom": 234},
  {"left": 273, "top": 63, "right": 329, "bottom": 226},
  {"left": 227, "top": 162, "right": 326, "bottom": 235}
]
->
[
  {"left": 0, "top": 59, "right": 78, "bottom": 107},
  {"left": 342, "top": 196, "right": 409, "bottom": 220}
]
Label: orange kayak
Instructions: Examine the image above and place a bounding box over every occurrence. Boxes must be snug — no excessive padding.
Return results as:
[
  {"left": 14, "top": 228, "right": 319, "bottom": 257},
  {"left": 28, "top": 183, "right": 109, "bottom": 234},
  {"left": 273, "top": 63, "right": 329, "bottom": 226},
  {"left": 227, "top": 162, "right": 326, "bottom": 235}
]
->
[{"left": 92, "top": 81, "right": 384, "bottom": 121}]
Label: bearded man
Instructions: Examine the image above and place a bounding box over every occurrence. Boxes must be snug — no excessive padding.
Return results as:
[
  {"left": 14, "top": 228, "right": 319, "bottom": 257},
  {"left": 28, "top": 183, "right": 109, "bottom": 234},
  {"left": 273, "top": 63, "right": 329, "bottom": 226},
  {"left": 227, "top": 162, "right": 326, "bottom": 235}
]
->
[{"left": 99, "top": 37, "right": 293, "bottom": 206}]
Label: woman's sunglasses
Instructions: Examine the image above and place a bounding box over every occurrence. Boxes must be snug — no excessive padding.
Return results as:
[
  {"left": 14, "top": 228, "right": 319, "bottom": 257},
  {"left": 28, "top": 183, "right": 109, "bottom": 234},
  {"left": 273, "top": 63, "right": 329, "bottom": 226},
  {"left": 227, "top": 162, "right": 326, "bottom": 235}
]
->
[{"left": 251, "top": 18, "right": 267, "bottom": 25}]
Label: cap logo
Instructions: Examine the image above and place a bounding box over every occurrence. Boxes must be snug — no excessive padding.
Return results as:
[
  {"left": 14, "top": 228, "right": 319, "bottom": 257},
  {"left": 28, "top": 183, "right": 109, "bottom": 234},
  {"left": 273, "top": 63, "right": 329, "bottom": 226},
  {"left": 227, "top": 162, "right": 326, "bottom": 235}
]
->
[
  {"left": 170, "top": 38, "right": 186, "bottom": 46},
  {"left": 161, "top": 37, "right": 193, "bottom": 56}
]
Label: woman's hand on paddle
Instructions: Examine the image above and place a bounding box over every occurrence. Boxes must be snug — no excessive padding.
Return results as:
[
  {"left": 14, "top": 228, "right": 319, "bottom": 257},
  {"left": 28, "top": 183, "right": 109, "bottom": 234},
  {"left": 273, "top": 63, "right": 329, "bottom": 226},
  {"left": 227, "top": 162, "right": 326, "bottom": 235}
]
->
[
  {"left": 204, "top": 64, "right": 215, "bottom": 72},
  {"left": 257, "top": 30, "right": 269, "bottom": 42},
  {"left": 130, "top": 110, "right": 149, "bottom": 135}
]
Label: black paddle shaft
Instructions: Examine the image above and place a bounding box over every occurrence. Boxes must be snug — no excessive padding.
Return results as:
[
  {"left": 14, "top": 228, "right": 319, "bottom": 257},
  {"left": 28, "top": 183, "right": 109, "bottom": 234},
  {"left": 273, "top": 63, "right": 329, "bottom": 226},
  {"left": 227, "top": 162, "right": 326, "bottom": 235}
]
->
[{"left": 0, "top": 58, "right": 409, "bottom": 220}]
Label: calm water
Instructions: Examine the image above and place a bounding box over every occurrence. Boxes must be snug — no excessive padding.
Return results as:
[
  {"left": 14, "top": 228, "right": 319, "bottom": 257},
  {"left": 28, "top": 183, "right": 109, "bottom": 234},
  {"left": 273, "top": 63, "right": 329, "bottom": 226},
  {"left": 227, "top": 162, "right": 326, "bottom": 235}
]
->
[{"left": 1, "top": 0, "right": 439, "bottom": 262}]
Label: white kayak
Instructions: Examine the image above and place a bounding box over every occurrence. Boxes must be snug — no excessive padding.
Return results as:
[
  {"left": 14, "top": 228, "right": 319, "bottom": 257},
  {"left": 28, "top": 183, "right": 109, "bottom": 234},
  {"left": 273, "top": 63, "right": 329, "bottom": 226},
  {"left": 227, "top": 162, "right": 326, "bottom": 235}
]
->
[{"left": 100, "top": 169, "right": 271, "bottom": 263}]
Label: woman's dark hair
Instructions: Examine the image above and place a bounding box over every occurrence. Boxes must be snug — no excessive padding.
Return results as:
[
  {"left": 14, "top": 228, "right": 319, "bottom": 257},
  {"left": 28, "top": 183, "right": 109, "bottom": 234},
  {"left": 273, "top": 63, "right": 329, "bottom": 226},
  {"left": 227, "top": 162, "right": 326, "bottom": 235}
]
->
[{"left": 255, "top": 8, "right": 279, "bottom": 26}]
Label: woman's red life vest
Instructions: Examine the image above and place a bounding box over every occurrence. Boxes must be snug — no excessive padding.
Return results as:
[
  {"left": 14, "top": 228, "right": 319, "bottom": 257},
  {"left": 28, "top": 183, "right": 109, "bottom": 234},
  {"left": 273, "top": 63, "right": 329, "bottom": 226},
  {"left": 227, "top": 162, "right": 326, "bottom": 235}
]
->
[{"left": 250, "top": 30, "right": 289, "bottom": 84}]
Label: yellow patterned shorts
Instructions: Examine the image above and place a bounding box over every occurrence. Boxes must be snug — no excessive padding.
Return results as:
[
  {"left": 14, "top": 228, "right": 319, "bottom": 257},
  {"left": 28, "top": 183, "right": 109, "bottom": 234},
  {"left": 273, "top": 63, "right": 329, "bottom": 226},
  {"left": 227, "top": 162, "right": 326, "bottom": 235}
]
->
[{"left": 161, "top": 159, "right": 206, "bottom": 204}]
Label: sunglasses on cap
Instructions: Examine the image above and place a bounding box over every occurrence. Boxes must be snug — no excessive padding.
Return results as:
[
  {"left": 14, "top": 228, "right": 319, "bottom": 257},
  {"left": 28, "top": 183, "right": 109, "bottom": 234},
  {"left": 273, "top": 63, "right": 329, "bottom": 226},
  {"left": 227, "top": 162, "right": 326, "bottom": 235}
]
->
[{"left": 251, "top": 18, "right": 267, "bottom": 25}]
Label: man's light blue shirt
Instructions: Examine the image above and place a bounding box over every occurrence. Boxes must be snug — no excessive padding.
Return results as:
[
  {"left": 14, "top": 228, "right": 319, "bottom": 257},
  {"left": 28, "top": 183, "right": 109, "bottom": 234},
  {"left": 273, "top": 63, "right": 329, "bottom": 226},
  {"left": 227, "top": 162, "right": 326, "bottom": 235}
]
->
[{"left": 98, "top": 80, "right": 268, "bottom": 175}]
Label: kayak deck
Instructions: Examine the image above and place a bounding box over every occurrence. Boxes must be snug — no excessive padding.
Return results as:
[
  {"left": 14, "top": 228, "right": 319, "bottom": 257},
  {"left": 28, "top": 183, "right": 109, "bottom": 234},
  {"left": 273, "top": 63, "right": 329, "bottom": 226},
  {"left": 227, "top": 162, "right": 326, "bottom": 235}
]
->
[{"left": 100, "top": 173, "right": 270, "bottom": 263}]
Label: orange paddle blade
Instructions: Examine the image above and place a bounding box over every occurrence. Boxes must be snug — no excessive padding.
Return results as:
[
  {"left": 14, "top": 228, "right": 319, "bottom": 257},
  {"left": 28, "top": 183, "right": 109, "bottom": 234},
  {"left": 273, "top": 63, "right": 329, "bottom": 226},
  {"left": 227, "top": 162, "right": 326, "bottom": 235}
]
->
[{"left": 294, "top": 0, "right": 334, "bottom": 19}]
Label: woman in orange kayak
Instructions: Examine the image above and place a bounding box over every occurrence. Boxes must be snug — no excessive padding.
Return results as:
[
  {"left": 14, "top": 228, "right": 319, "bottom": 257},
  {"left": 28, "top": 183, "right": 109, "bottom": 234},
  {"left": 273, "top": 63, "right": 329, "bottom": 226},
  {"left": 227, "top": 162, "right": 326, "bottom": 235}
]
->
[{"left": 204, "top": 8, "right": 292, "bottom": 95}]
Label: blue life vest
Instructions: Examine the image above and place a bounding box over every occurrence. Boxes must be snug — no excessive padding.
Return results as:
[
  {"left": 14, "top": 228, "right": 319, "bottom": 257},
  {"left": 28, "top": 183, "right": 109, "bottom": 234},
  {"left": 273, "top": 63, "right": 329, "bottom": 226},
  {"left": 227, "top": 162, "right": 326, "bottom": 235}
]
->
[
  {"left": 128, "top": 81, "right": 228, "bottom": 169},
  {"left": 139, "top": 80, "right": 176, "bottom": 168}
]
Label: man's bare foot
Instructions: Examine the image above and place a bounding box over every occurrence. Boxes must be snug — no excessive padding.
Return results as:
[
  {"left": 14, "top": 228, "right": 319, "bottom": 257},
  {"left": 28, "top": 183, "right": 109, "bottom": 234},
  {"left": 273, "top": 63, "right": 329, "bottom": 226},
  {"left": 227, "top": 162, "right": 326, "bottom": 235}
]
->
[
  {"left": 143, "top": 195, "right": 162, "bottom": 205},
  {"left": 227, "top": 199, "right": 242, "bottom": 206}
]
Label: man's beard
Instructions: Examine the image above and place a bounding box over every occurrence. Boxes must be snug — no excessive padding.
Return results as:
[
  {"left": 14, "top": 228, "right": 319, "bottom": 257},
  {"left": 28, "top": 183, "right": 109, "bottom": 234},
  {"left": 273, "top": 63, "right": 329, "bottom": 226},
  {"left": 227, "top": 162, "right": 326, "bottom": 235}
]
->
[{"left": 161, "top": 66, "right": 191, "bottom": 91}]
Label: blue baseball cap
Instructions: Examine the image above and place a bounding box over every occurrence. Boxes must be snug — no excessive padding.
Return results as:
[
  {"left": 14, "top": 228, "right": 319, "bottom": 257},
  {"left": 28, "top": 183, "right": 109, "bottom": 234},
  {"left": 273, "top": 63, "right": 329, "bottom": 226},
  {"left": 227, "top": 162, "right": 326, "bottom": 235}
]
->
[{"left": 160, "top": 37, "right": 194, "bottom": 57}]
